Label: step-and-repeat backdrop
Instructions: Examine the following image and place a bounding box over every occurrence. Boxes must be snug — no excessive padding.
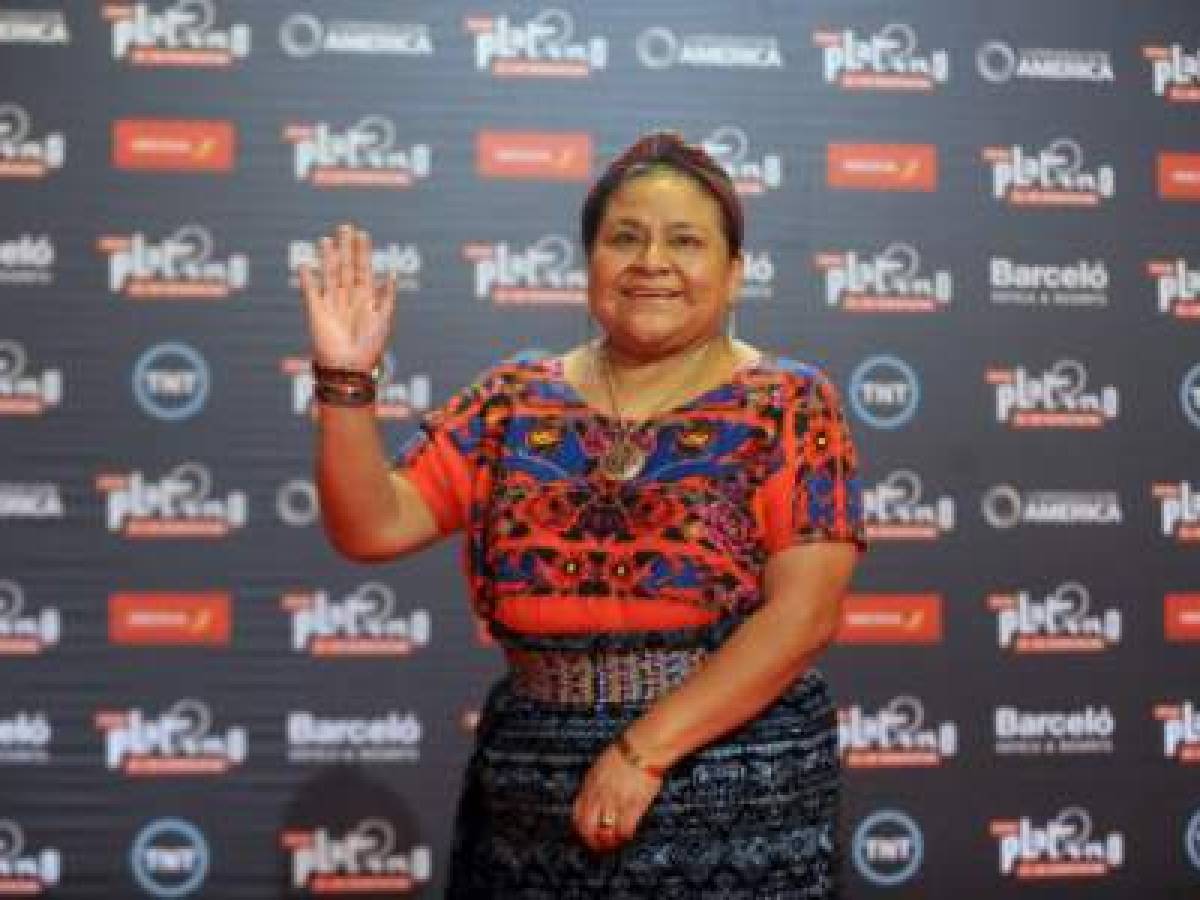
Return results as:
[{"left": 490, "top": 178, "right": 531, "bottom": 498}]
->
[{"left": 1, "top": 1, "right": 1198, "bottom": 897}]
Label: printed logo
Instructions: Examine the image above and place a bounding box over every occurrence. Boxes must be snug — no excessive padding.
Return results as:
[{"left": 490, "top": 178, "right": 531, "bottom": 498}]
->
[
  {"left": 852, "top": 810, "right": 923, "bottom": 887},
  {"left": 976, "top": 42, "right": 1113, "bottom": 84},
  {"left": 287, "top": 710, "right": 422, "bottom": 764},
  {"left": 863, "top": 470, "right": 954, "bottom": 541},
  {"left": 982, "top": 485, "right": 1123, "bottom": 529},
  {"left": 289, "top": 239, "right": 420, "bottom": 293},
  {"left": 476, "top": 130, "right": 591, "bottom": 180},
  {"left": 991, "top": 808, "right": 1124, "bottom": 879},
  {"left": 1182, "top": 364, "right": 1200, "bottom": 429},
  {"left": 285, "top": 584, "right": 431, "bottom": 657},
  {"left": 738, "top": 249, "right": 775, "bottom": 300},
  {"left": 839, "top": 696, "right": 957, "bottom": 767},
  {"left": 815, "top": 24, "right": 948, "bottom": 91},
  {"left": 281, "top": 352, "right": 430, "bottom": 420},
  {"left": 131, "top": 342, "right": 210, "bottom": 421},
  {"left": 276, "top": 478, "right": 318, "bottom": 527},
  {"left": 0, "top": 233, "right": 54, "bottom": 286},
  {"left": 1153, "top": 481, "right": 1200, "bottom": 542},
  {"left": 1165, "top": 593, "right": 1200, "bottom": 642},
  {"left": 0, "top": 339, "right": 62, "bottom": 416},
  {"left": 467, "top": 10, "right": 606, "bottom": 77},
  {"left": 112, "top": 119, "right": 234, "bottom": 172},
  {"left": 96, "top": 462, "right": 246, "bottom": 538},
  {"left": 985, "top": 139, "right": 1114, "bottom": 206},
  {"left": 994, "top": 704, "right": 1115, "bottom": 757},
  {"left": 0, "top": 820, "right": 61, "bottom": 894},
  {"left": 828, "top": 143, "right": 937, "bottom": 191},
  {"left": 284, "top": 118, "right": 428, "bottom": 187},
  {"left": 987, "top": 360, "right": 1119, "bottom": 429},
  {"left": 848, "top": 355, "right": 920, "bottom": 429},
  {"left": 1143, "top": 44, "right": 1200, "bottom": 102},
  {"left": 98, "top": 226, "right": 248, "bottom": 299},
  {"left": 464, "top": 235, "right": 586, "bottom": 305},
  {"left": 0, "top": 580, "right": 60, "bottom": 655},
  {"left": 700, "top": 126, "right": 782, "bottom": 195},
  {"left": 636, "top": 27, "right": 783, "bottom": 70},
  {"left": 280, "top": 14, "right": 432, "bottom": 58},
  {"left": 1157, "top": 701, "right": 1200, "bottom": 763},
  {"left": 1149, "top": 258, "right": 1200, "bottom": 318},
  {"left": 0, "top": 483, "right": 63, "bottom": 520},
  {"left": 990, "top": 257, "right": 1109, "bottom": 309},
  {"left": 816, "top": 243, "right": 951, "bottom": 313},
  {"left": 1158, "top": 153, "right": 1200, "bottom": 201},
  {"left": 990, "top": 581, "right": 1121, "bottom": 653},
  {"left": 1186, "top": 809, "right": 1200, "bottom": 871},
  {"left": 96, "top": 700, "right": 247, "bottom": 776},
  {"left": 281, "top": 821, "right": 432, "bottom": 893},
  {"left": 0, "top": 711, "right": 50, "bottom": 764},
  {"left": 836, "top": 594, "right": 942, "bottom": 644},
  {"left": 109, "top": 592, "right": 231, "bottom": 646},
  {"left": 0, "top": 102, "right": 64, "bottom": 179},
  {"left": 105, "top": 0, "right": 250, "bottom": 67},
  {"left": 130, "top": 818, "right": 208, "bottom": 898},
  {"left": 0, "top": 9, "right": 69, "bottom": 44}
]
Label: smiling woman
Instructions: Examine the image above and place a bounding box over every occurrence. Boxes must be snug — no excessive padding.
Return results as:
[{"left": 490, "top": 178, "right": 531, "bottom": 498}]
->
[{"left": 301, "top": 131, "right": 867, "bottom": 898}]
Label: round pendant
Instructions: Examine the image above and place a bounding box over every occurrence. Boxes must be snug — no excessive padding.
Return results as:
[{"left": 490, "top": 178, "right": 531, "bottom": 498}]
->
[{"left": 600, "top": 440, "right": 645, "bottom": 481}]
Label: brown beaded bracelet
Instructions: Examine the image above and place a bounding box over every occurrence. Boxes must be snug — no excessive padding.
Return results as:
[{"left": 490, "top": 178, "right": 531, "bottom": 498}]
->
[
  {"left": 615, "top": 732, "right": 668, "bottom": 779},
  {"left": 312, "top": 360, "right": 379, "bottom": 406}
]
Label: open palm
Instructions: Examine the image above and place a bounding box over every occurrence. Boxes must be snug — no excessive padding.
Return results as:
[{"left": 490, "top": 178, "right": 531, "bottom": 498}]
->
[{"left": 298, "top": 222, "right": 396, "bottom": 374}]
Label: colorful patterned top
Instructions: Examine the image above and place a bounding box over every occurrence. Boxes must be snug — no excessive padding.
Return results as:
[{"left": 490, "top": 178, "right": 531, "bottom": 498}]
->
[{"left": 394, "top": 350, "right": 866, "bottom": 647}]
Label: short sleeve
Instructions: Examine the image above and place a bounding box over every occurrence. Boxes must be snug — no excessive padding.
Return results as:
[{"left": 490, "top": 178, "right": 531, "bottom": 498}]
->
[
  {"left": 761, "top": 370, "right": 867, "bottom": 555},
  {"left": 391, "top": 369, "right": 501, "bottom": 536}
]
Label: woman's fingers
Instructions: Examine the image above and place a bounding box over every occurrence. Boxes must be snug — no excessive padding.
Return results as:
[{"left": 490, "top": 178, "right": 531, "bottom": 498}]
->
[
  {"left": 319, "top": 236, "right": 337, "bottom": 304},
  {"left": 354, "top": 228, "right": 372, "bottom": 290}
]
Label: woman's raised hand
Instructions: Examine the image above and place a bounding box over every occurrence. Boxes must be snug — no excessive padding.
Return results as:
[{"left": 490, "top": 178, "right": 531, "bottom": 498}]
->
[{"left": 298, "top": 222, "right": 397, "bottom": 374}]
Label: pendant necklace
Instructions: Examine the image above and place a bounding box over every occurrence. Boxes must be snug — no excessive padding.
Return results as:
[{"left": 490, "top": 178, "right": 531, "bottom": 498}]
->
[{"left": 593, "top": 337, "right": 720, "bottom": 481}]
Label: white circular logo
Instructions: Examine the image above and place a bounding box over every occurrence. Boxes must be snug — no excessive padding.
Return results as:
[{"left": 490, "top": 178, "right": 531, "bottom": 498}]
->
[
  {"left": 279, "top": 13, "right": 324, "bottom": 58},
  {"left": 982, "top": 484, "right": 1023, "bottom": 529},
  {"left": 848, "top": 355, "right": 920, "bottom": 429},
  {"left": 977, "top": 41, "right": 1017, "bottom": 83},
  {"left": 853, "top": 809, "right": 923, "bottom": 886},
  {"left": 636, "top": 27, "right": 678, "bottom": 70},
  {"left": 276, "top": 479, "right": 318, "bottom": 527},
  {"left": 1181, "top": 363, "right": 1200, "bottom": 430}
]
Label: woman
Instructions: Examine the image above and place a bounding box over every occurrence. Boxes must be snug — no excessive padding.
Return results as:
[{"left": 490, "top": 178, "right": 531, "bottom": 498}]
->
[{"left": 299, "top": 132, "right": 866, "bottom": 897}]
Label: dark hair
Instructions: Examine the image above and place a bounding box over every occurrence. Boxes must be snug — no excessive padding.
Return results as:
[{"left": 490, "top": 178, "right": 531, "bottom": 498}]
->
[{"left": 581, "top": 131, "right": 744, "bottom": 258}]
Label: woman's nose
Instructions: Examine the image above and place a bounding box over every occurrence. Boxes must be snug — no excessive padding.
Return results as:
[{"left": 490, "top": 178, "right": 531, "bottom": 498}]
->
[{"left": 632, "top": 238, "right": 670, "bottom": 271}]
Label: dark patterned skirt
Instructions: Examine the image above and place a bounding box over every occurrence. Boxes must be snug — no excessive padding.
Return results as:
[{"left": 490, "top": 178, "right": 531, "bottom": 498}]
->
[{"left": 445, "top": 665, "right": 840, "bottom": 898}]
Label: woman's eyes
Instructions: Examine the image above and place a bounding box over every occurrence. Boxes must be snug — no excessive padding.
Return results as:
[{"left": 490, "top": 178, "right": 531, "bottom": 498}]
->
[{"left": 606, "top": 232, "right": 704, "bottom": 248}]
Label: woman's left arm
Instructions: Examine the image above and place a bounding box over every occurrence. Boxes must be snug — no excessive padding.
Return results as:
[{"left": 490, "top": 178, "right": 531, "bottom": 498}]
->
[{"left": 572, "top": 539, "right": 858, "bottom": 851}]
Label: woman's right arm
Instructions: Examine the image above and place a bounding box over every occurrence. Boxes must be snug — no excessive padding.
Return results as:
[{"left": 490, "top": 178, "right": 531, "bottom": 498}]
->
[
  {"left": 300, "top": 221, "right": 442, "bottom": 563},
  {"left": 315, "top": 404, "right": 440, "bottom": 562}
]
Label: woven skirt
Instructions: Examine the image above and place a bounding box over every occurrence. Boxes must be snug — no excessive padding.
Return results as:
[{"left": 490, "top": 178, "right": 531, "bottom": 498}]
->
[{"left": 445, "top": 666, "right": 840, "bottom": 899}]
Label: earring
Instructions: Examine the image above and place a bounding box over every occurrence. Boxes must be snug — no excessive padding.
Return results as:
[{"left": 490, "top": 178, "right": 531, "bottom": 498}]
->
[{"left": 725, "top": 305, "right": 738, "bottom": 341}]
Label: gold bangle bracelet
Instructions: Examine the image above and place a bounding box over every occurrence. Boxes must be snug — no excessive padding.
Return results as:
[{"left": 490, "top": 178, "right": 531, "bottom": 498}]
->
[{"left": 615, "top": 732, "right": 667, "bottom": 779}]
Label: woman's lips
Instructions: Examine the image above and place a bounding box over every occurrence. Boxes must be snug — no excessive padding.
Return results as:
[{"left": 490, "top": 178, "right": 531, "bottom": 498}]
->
[{"left": 621, "top": 288, "right": 682, "bottom": 299}]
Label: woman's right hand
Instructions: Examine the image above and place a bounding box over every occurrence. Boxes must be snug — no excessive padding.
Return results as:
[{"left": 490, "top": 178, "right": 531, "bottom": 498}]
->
[{"left": 298, "top": 221, "right": 397, "bottom": 374}]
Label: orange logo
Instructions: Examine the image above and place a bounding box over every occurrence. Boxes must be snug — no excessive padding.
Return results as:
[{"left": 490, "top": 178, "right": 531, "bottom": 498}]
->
[
  {"left": 110, "top": 592, "right": 231, "bottom": 645},
  {"left": 827, "top": 143, "right": 937, "bottom": 191},
  {"left": 477, "top": 130, "right": 591, "bottom": 180},
  {"left": 1158, "top": 153, "right": 1200, "bottom": 200},
  {"left": 1166, "top": 593, "right": 1200, "bottom": 641},
  {"left": 836, "top": 593, "right": 942, "bottom": 644},
  {"left": 112, "top": 119, "right": 235, "bottom": 172}
]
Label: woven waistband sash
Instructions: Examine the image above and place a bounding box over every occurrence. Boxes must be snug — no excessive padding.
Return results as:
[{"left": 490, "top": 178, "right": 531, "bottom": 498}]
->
[{"left": 505, "top": 645, "right": 709, "bottom": 706}]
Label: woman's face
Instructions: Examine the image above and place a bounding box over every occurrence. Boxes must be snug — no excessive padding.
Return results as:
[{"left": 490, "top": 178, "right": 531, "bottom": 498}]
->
[{"left": 587, "top": 170, "right": 743, "bottom": 359}]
